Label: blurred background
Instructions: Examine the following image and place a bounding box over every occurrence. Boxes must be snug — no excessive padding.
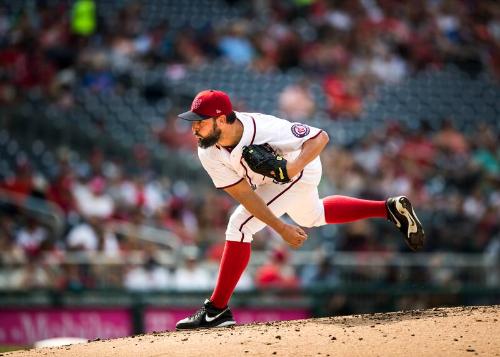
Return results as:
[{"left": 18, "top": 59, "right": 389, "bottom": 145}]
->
[{"left": 0, "top": 0, "right": 499, "bottom": 350}]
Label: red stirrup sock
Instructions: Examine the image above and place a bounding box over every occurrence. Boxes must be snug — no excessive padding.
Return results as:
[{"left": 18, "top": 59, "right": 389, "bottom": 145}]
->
[
  {"left": 210, "top": 240, "right": 251, "bottom": 309},
  {"left": 323, "top": 195, "right": 387, "bottom": 224}
]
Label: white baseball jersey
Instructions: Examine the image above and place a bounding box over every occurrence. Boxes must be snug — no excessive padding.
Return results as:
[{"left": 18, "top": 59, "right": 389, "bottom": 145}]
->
[
  {"left": 198, "top": 111, "right": 323, "bottom": 190},
  {"left": 198, "top": 111, "right": 327, "bottom": 243}
]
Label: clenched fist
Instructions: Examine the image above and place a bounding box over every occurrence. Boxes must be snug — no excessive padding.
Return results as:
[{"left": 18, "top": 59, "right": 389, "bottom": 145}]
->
[{"left": 277, "top": 223, "right": 308, "bottom": 249}]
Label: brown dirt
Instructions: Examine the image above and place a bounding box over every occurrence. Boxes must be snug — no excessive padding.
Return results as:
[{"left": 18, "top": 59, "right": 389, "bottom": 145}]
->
[{"left": 5, "top": 305, "right": 500, "bottom": 357}]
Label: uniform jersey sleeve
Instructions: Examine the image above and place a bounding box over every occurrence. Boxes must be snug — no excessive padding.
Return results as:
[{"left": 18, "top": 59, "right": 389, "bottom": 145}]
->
[
  {"left": 253, "top": 114, "right": 323, "bottom": 153},
  {"left": 198, "top": 148, "right": 243, "bottom": 189}
]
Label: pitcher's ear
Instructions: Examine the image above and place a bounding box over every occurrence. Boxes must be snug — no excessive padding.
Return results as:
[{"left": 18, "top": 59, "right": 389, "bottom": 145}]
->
[{"left": 215, "top": 115, "right": 226, "bottom": 125}]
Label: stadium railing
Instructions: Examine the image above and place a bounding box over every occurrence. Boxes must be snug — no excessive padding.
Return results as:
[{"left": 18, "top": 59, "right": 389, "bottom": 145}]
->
[{"left": 0, "top": 188, "right": 65, "bottom": 239}]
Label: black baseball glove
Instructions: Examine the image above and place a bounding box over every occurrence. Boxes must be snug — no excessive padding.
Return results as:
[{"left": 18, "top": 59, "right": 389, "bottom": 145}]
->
[{"left": 242, "top": 144, "right": 290, "bottom": 183}]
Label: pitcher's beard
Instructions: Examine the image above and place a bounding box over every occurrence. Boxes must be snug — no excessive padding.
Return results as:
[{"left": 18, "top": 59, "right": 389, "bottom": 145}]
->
[{"left": 197, "top": 128, "right": 221, "bottom": 148}]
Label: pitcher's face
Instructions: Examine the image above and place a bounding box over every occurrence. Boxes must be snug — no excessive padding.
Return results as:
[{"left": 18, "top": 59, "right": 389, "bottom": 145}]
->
[{"left": 192, "top": 118, "right": 221, "bottom": 148}]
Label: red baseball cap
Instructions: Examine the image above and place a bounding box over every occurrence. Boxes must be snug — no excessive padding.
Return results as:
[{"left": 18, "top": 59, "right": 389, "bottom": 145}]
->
[{"left": 178, "top": 89, "right": 233, "bottom": 121}]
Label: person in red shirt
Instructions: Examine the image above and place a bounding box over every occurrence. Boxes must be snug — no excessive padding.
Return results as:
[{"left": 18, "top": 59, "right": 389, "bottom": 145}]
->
[{"left": 255, "top": 248, "right": 299, "bottom": 289}]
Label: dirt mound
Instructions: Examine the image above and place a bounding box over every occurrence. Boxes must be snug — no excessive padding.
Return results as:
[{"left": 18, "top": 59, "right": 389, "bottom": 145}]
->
[{"left": 6, "top": 305, "right": 500, "bottom": 357}]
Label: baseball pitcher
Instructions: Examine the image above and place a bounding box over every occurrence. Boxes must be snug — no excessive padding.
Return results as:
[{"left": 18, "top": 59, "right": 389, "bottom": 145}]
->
[{"left": 175, "top": 89, "right": 425, "bottom": 329}]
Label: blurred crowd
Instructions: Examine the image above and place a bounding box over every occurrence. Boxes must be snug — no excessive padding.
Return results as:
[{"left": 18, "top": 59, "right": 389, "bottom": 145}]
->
[
  {"left": 1, "top": 115, "right": 498, "bottom": 293},
  {"left": 1, "top": 0, "right": 499, "bottom": 115},
  {"left": 0, "top": 0, "right": 499, "bottom": 302},
  {"left": 323, "top": 118, "right": 499, "bottom": 252}
]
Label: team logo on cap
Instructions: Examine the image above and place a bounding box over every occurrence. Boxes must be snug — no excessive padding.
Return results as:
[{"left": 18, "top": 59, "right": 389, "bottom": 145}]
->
[
  {"left": 191, "top": 98, "right": 203, "bottom": 110},
  {"left": 291, "top": 123, "right": 310, "bottom": 138}
]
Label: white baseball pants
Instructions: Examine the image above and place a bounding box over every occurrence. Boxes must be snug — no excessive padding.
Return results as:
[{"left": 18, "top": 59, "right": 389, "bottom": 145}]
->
[{"left": 225, "top": 176, "right": 326, "bottom": 243}]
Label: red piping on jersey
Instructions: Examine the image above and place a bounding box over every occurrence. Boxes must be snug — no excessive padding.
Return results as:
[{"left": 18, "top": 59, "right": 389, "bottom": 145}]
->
[
  {"left": 240, "top": 159, "right": 255, "bottom": 188},
  {"left": 216, "top": 178, "right": 244, "bottom": 190},
  {"left": 238, "top": 170, "right": 304, "bottom": 242},
  {"left": 249, "top": 115, "right": 256, "bottom": 144},
  {"left": 308, "top": 129, "right": 323, "bottom": 141},
  {"left": 238, "top": 114, "right": 258, "bottom": 189}
]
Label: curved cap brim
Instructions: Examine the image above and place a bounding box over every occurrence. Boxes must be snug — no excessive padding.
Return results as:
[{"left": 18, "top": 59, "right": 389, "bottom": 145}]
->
[{"left": 178, "top": 111, "right": 212, "bottom": 121}]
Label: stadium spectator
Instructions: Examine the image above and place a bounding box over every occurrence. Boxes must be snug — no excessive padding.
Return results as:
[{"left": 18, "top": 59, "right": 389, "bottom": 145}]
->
[
  {"left": 54, "top": 264, "right": 88, "bottom": 292},
  {"left": 300, "top": 251, "right": 341, "bottom": 288},
  {"left": 154, "top": 113, "right": 197, "bottom": 151},
  {"left": 433, "top": 119, "right": 469, "bottom": 155},
  {"left": 66, "top": 217, "right": 120, "bottom": 256},
  {"left": 123, "top": 256, "right": 173, "bottom": 291},
  {"left": 161, "top": 196, "right": 198, "bottom": 244},
  {"left": 173, "top": 250, "right": 211, "bottom": 291},
  {"left": 73, "top": 176, "right": 114, "bottom": 219},
  {"left": 15, "top": 216, "right": 48, "bottom": 257},
  {"left": 218, "top": 21, "right": 255, "bottom": 65},
  {"left": 323, "top": 72, "right": 363, "bottom": 118},
  {"left": 278, "top": 79, "right": 316, "bottom": 121},
  {"left": 47, "top": 168, "right": 77, "bottom": 216},
  {"left": 9, "top": 258, "right": 54, "bottom": 290},
  {"left": 255, "top": 248, "right": 300, "bottom": 289},
  {"left": 0, "top": 162, "right": 34, "bottom": 201}
]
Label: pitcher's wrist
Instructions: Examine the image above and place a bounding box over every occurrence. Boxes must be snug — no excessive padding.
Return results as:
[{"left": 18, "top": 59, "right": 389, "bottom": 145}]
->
[
  {"left": 286, "top": 161, "right": 301, "bottom": 178},
  {"left": 273, "top": 220, "right": 286, "bottom": 234}
]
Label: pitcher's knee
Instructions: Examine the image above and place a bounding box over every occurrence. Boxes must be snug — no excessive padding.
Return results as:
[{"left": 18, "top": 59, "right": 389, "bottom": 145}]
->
[
  {"left": 225, "top": 226, "right": 253, "bottom": 243},
  {"left": 226, "top": 204, "right": 267, "bottom": 243}
]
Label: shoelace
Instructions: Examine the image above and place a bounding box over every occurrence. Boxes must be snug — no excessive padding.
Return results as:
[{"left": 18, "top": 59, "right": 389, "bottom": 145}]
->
[{"left": 190, "top": 306, "right": 207, "bottom": 320}]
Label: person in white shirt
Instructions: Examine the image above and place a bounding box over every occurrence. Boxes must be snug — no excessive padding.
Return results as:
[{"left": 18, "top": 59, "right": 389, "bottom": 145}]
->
[
  {"left": 66, "top": 216, "right": 120, "bottom": 256},
  {"left": 15, "top": 217, "right": 48, "bottom": 256},
  {"left": 173, "top": 254, "right": 212, "bottom": 291},
  {"left": 73, "top": 176, "right": 114, "bottom": 219},
  {"left": 123, "top": 257, "right": 173, "bottom": 291},
  {"left": 175, "top": 89, "right": 425, "bottom": 329}
]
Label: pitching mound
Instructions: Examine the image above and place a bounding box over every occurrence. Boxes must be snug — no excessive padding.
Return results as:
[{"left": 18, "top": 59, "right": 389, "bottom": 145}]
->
[{"left": 5, "top": 305, "right": 499, "bottom": 357}]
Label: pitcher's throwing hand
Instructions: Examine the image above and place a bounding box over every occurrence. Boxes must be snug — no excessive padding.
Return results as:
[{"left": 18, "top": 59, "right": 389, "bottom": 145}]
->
[{"left": 278, "top": 223, "right": 308, "bottom": 249}]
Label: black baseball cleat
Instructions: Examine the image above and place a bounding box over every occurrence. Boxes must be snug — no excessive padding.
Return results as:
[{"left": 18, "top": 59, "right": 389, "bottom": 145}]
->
[
  {"left": 175, "top": 299, "right": 236, "bottom": 330},
  {"left": 386, "top": 196, "right": 425, "bottom": 251}
]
